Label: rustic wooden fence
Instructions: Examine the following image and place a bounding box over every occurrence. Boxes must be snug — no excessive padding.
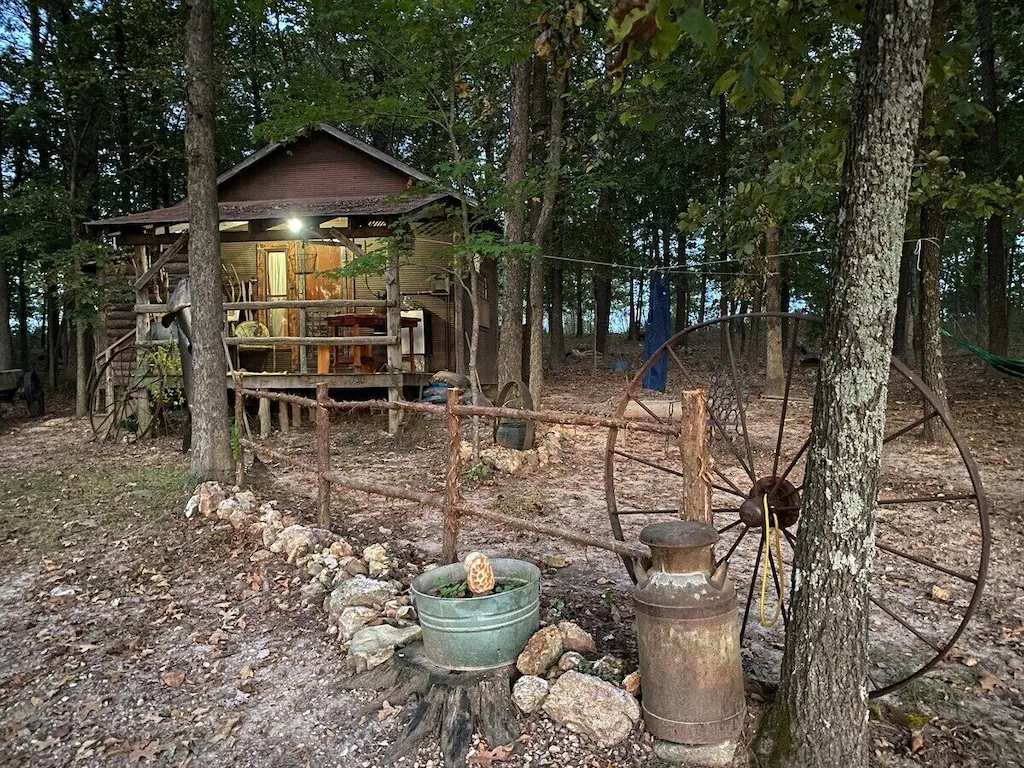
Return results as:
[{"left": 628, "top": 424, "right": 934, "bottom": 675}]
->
[{"left": 231, "top": 372, "right": 698, "bottom": 564}]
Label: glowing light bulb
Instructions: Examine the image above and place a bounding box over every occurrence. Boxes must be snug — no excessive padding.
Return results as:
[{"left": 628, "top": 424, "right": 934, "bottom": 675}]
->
[{"left": 287, "top": 218, "right": 302, "bottom": 233}]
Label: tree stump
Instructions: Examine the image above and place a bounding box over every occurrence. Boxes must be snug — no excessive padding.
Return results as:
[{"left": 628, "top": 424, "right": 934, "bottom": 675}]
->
[{"left": 339, "top": 642, "right": 520, "bottom": 768}]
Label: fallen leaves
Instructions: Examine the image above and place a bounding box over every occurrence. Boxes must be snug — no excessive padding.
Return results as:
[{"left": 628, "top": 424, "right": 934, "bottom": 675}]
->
[
  {"left": 979, "top": 674, "right": 999, "bottom": 692},
  {"left": 468, "top": 742, "right": 514, "bottom": 767},
  {"left": 127, "top": 740, "right": 162, "bottom": 763},
  {"left": 161, "top": 670, "right": 186, "bottom": 688}
]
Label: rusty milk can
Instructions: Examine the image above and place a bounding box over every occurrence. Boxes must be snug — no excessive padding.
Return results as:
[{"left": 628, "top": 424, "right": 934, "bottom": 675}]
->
[{"left": 634, "top": 521, "right": 745, "bottom": 745}]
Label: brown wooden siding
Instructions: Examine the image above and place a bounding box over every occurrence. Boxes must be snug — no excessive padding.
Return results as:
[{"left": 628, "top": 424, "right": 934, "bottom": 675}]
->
[{"left": 219, "top": 133, "right": 412, "bottom": 202}]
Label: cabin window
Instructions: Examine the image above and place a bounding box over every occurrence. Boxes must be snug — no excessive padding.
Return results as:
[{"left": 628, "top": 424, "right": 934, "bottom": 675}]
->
[{"left": 267, "top": 249, "right": 288, "bottom": 336}]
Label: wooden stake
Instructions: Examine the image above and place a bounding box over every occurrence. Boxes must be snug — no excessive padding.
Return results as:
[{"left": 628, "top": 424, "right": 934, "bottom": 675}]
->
[
  {"left": 291, "top": 401, "right": 302, "bottom": 428},
  {"left": 234, "top": 372, "right": 245, "bottom": 488},
  {"left": 316, "top": 382, "right": 331, "bottom": 529},
  {"left": 258, "top": 395, "right": 271, "bottom": 438},
  {"left": 678, "top": 389, "right": 713, "bottom": 524},
  {"left": 441, "top": 387, "right": 463, "bottom": 564},
  {"left": 279, "top": 400, "right": 290, "bottom": 433}
]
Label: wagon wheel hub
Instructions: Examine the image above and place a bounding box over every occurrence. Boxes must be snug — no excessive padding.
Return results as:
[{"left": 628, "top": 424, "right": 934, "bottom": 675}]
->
[{"left": 739, "top": 477, "right": 801, "bottom": 529}]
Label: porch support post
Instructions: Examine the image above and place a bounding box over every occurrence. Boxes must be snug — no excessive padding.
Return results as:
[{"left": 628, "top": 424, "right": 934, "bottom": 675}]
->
[
  {"left": 385, "top": 245, "right": 403, "bottom": 435},
  {"left": 258, "top": 392, "right": 271, "bottom": 438},
  {"left": 279, "top": 399, "right": 290, "bottom": 433},
  {"left": 133, "top": 245, "right": 153, "bottom": 438}
]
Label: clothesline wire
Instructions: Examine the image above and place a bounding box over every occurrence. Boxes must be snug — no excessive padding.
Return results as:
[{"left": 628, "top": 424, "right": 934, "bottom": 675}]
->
[{"left": 539, "top": 238, "right": 939, "bottom": 274}]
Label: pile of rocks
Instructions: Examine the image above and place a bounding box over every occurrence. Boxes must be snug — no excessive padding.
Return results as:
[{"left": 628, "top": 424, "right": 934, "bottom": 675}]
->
[
  {"left": 511, "top": 622, "right": 642, "bottom": 747},
  {"left": 463, "top": 427, "right": 568, "bottom": 474},
  {"left": 184, "top": 482, "right": 424, "bottom": 673}
]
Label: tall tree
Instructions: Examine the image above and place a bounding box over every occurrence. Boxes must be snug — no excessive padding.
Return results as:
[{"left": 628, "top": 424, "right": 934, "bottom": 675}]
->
[
  {"left": 184, "top": 0, "right": 232, "bottom": 480},
  {"left": 975, "top": 0, "right": 1008, "bottom": 355},
  {"left": 761, "top": 0, "right": 933, "bottom": 765},
  {"left": 497, "top": 59, "right": 531, "bottom": 388}
]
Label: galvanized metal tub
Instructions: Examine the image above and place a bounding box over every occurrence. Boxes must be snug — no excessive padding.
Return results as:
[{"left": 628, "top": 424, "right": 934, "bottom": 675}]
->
[{"left": 412, "top": 558, "right": 540, "bottom": 671}]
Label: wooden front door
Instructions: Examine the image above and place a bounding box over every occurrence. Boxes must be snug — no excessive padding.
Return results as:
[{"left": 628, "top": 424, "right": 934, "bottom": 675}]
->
[{"left": 256, "top": 243, "right": 299, "bottom": 372}]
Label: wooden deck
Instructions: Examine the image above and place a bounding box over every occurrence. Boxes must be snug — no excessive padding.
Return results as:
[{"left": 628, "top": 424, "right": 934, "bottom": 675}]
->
[{"left": 227, "top": 371, "right": 434, "bottom": 391}]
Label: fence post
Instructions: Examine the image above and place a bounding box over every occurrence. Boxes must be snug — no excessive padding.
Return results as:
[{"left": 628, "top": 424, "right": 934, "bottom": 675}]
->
[
  {"left": 385, "top": 246, "right": 403, "bottom": 435},
  {"left": 441, "top": 387, "right": 463, "bottom": 564},
  {"left": 678, "top": 389, "right": 712, "bottom": 524},
  {"left": 316, "top": 383, "right": 332, "bottom": 529},
  {"left": 234, "top": 372, "right": 246, "bottom": 488}
]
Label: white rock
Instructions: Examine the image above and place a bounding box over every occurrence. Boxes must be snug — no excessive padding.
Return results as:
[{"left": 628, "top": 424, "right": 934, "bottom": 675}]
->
[
  {"left": 184, "top": 493, "right": 200, "bottom": 519},
  {"left": 542, "top": 670, "right": 640, "bottom": 747},
  {"left": 558, "top": 621, "right": 597, "bottom": 655},
  {"left": 512, "top": 675, "right": 550, "bottom": 714},
  {"left": 334, "top": 606, "right": 380, "bottom": 641},
  {"left": 349, "top": 624, "right": 422, "bottom": 673},
  {"left": 325, "top": 576, "right": 399, "bottom": 621},
  {"left": 269, "top": 525, "right": 336, "bottom": 564},
  {"left": 197, "top": 482, "right": 227, "bottom": 516}
]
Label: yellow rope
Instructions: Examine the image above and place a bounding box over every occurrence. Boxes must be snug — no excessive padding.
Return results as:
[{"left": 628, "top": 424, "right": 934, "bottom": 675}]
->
[{"left": 758, "top": 493, "right": 785, "bottom": 627}]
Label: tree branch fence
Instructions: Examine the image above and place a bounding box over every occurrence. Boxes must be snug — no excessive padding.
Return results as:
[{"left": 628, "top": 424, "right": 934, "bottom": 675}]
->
[{"left": 230, "top": 373, "right": 692, "bottom": 564}]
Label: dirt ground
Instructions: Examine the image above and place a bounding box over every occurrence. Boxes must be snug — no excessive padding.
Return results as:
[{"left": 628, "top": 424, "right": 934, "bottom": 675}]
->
[{"left": 1, "top": 337, "right": 1023, "bottom": 767}]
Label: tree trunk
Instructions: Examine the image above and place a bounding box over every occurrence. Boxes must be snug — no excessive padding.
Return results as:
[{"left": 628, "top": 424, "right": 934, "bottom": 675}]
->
[
  {"left": 549, "top": 266, "right": 564, "bottom": 370},
  {"left": 975, "top": 0, "right": 1007, "bottom": 356},
  {"left": 528, "top": 55, "right": 568, "bottom": 407},
  {"left": 185, "top": 0, "right": 232, "bottom": 481},
  {"left": 594, "top": 270, "right": 612, "bottom": 354},
  {"left": 0, "top": 260, "right": 12, "bottom": 370},
  {"left": 765, "top": 227, "right": 784, "bottom": 396},
  {"left": 919, "top": 200, "right": 951, "bottom": 443},
  {"left": 894, "top": 237, "right": 919, "bottom": 360},
  {"left": 17, "top": 256, "right": 28, "bottom": 368},
  {"left": 46, "top": 287, "right": 58, "bottom": 389},
  {"left": 762, "top": 1, "right": 932, "bottom": 765},
  {"left": 497, "top": 60, "right": 531, "bottom": 388},
  {"left": 575, "top": 265, "right": 584, "bottom": 338}
]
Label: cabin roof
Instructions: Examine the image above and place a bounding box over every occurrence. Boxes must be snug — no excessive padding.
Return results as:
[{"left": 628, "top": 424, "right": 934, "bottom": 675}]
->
[
  {"left": 86, "top": 193, "right": 453, "bottom": 228},
  {"left": 86, "top": 125, "right": 445, "bottom": 230}
]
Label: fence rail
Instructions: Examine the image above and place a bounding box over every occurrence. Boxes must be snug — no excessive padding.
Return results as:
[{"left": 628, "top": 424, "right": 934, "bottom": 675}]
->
[{"left": 232, "top": 373, "right": 674, "bottom": 564}]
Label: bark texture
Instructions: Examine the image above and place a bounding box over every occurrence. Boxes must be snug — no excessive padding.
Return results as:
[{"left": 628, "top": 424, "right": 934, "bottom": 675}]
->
[
  {"left": 185, "top": 0, "right": 232, "bottom": 481},
  {"left": 0, "top": 261, "right": 13, "bottom": 370},
  {"left": 497, "top": 61, "right": 531, "bottom": 388},
  {"left": 529, "top": 56, "right": 568, "bottom": 406},
  {"left": 765, "top": 0, "right": 932, "bottom": 765},
  {"left": 919, "top": 200, "right": 951, "bottom": 443},
  {"left": 975, "top": 0, "right": 1008, "bottom": 356}
]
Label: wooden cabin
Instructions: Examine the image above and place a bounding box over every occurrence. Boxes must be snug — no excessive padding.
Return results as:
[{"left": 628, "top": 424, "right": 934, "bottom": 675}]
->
[{"left": 86, "top": 125, "right": 498, "bottom": 426}]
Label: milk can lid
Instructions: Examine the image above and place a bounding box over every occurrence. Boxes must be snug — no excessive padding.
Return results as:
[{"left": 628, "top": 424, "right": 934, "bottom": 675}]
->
[{"left": 639, "top": 520, "right": 718, "bottom": 550}]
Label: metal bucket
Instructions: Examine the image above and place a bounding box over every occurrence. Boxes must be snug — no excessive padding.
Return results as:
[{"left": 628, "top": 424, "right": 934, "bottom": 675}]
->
[
  {"left": 412, "top": 558, "right": 540, "bottom": 671},
  {"left": 495, "top": 422, "right": 528, "bottom": 450}
]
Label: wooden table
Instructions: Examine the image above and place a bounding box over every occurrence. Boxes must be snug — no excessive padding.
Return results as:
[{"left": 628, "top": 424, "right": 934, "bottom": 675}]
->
[{"left": 324, "top": 314, "right": 420, "bottom": 374}]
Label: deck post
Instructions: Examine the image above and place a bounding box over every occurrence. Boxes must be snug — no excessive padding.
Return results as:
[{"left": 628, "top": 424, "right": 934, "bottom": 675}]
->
[
  {"left": 133, "top": 245, "right": 153, "bottom": 438},
  {"left": 234, "top": 372, "right": 246, "bottom": 488},
  {"left": 316, "top": 383, "right": 331, "bottom": 529},
  {"left": 678, "top": 389, "right": 712, "bottom": 524},
  {"left": 385, "top": 246, "right": 403, "bottom": 435},
  {"left": 290, "top": 401, "right": 302, "bottom": 428},
  {"left": 279, "top": 399, "right": 290, "bottom": 433},
  {"left": 258, "top": 394, "right": 271, "bottom": 438},
  {"left": 441, "top": 387, "right": 463, "bottom": 564}
]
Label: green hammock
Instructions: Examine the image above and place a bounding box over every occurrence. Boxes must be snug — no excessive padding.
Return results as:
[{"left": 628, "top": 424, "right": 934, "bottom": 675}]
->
[{"left": 942, "top": 329, "right": 1024, "bottom": 379}]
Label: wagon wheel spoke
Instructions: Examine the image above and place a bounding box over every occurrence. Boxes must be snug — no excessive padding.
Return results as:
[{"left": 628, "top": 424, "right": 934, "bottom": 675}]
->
[
  {"left": 611, "top": 449, "right": 689, "bottom": 480},
  {"left": 771, "top": 317, "right": 803, "bottom": 479},
  {"left": 718, "top": 518, "right": 743, "bottom": 536},
  {"left": 875, "top": 542, "right": 978, "bottom": 584},
  {"left": 628, "top": 395, "right": 666, "bottom": 424},
  {"left": 767, "top": 546, "right": 789, "bottom": 628},
  {"left": 716, "top": 525, "right": 748, "bottom": 569},
  {"left": 665, "top": 345, "right": 756, "bottom": 482},
  {"left": 740, "top": 527, "right": 767, "bottom": 642},
  {"left": 882, "top": 410, "right": 941, "bottom": 445},
  {"left": 869, "top": 596, "right": 943, "bottom": 654},
  {"left": 724, "top": 329, "right": 757, "bottom": 479}
]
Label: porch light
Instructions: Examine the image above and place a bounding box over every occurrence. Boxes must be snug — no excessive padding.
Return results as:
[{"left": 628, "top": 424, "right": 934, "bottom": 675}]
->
[{"left": 287, "top": 217, "right": 303, "bottom": 233}]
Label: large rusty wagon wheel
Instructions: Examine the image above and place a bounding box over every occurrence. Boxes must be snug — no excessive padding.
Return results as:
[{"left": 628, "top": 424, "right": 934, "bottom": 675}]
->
[
  {"left": 604, "top": 313, "right": 990, "bottom": 698},
  {"left": 87, "top": 342, "right": 177, "bottom": 442}
]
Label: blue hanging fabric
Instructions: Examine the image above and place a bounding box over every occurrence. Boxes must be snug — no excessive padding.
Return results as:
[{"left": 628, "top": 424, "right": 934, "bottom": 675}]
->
[{"left": 642, "top": 272, "right": 671, "bottom": 392}]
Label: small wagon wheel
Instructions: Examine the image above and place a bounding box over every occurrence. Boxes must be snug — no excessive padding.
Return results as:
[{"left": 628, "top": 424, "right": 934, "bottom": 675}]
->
[
  {"left": 87, "top": 342, "right": 168, "bottom": 442},
  {"left": 604, "top": 313, "right": 990, "bottom": 697}
]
